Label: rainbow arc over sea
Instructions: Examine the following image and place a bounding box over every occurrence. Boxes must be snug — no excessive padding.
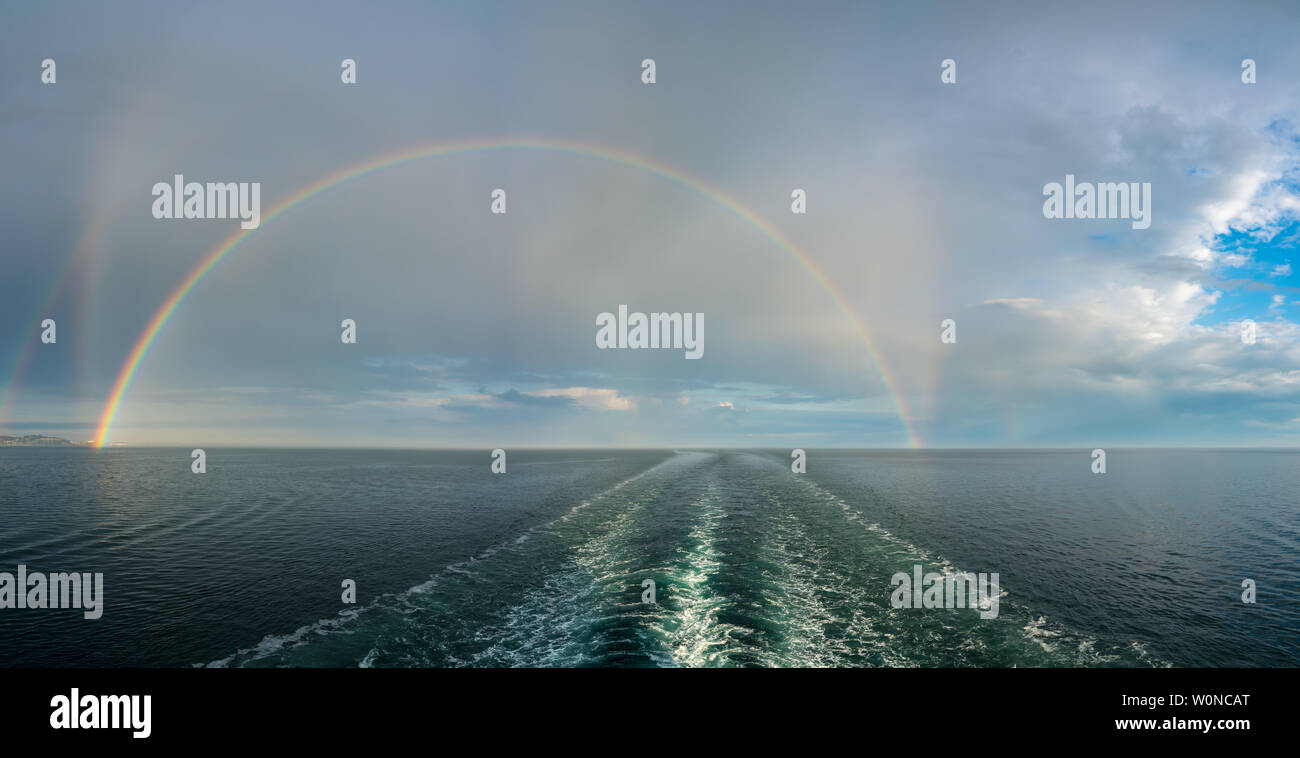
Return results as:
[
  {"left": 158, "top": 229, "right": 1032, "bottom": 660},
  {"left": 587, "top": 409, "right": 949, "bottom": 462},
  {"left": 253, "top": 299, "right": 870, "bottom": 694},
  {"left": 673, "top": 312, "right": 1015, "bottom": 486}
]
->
[{"left": 93, "top": 137, "right": 921, "bottom": 448}]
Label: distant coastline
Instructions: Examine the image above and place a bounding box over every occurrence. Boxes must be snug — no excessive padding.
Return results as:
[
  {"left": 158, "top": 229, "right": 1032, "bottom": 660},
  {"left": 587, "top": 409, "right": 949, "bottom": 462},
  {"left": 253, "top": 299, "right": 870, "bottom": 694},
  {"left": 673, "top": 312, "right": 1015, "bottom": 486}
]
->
[{"left": 0, "top": 435, "right": 93, "bottom": 447}]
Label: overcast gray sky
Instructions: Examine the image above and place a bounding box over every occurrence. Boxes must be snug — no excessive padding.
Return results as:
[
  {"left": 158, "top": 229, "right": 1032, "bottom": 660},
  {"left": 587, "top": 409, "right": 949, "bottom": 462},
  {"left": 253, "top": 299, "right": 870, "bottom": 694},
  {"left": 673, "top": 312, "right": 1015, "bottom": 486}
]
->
[{"left": 3, "top": 0, "right": 1300, "bottom": 447}]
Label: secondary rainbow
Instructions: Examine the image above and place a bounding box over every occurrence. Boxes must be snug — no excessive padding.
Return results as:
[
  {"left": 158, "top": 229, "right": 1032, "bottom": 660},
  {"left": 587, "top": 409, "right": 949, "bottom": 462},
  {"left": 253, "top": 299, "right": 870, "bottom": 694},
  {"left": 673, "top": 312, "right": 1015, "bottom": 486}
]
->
[{"left": 95, "top": 137, "right": 921, "bottom": 448}]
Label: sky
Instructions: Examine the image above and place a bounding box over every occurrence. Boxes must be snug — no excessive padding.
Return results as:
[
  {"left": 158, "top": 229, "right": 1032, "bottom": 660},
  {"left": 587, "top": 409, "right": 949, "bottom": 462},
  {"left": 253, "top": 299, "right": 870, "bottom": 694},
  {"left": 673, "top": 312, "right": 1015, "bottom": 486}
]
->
[{"left": 2, "top": 0, "right": 1300, "bottom": 447}]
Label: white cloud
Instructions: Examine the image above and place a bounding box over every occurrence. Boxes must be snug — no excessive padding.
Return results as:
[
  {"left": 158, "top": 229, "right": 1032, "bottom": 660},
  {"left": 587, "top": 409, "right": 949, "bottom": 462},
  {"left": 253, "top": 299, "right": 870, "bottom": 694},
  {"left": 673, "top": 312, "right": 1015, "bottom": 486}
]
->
[
  {"left": 983, "top": 298, "right": 1044, "bottom": 310},
  {"left": 531, "top": 387, "right": 637, "bottom": 411}
]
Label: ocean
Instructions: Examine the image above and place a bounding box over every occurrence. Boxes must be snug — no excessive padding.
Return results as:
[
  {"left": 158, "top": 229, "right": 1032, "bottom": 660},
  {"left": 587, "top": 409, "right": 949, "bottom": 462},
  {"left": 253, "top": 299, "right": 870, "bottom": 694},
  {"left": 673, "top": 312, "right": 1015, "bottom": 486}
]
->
[{"left": 0, "top": 448, "right": 1295, "bottom": 667}]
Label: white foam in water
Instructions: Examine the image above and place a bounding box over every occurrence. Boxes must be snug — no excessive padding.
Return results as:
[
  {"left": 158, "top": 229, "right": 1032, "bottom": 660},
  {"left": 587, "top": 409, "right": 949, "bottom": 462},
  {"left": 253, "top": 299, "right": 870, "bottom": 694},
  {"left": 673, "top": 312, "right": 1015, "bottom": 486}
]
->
[
  {"left": 204, "top": 450, "right": 1172, "bottom": 668},
  {"left": 777, "top": 457, "right": 1165, "bottom": 667},
  {"left": 654, "top": 482, "right": 749, "bottom": 667},
  {"left": 205, "top": 451, "right": 702, "bottom": 667}
]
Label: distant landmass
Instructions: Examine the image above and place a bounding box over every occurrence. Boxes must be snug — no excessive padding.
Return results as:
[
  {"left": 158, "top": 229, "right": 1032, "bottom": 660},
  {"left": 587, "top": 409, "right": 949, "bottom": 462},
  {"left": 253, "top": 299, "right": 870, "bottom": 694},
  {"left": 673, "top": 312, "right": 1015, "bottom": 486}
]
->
[{"left": 0, "top": 435, "right": 91, "bottom": 447}]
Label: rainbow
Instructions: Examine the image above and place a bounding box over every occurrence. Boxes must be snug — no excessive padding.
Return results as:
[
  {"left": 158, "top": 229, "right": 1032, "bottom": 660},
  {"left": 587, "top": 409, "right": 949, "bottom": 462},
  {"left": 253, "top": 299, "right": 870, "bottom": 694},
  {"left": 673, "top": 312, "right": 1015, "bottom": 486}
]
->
[
  {"left": 95, "top": 137, "right": 921, "bottom": 448},
  {"left": 0, "top": 194, "right": 117, "bottom": 432},
  {"left": 2, "top": 101, "right": 280, "bottom": 435}
]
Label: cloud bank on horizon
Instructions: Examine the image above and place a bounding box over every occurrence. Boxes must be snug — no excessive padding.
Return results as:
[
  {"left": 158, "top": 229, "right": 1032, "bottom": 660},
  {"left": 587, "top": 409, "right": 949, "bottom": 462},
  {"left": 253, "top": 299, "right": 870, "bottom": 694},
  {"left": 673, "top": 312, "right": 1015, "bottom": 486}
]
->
[{"left": 2, "top": 0, "right": 1300, "bottom": 447}]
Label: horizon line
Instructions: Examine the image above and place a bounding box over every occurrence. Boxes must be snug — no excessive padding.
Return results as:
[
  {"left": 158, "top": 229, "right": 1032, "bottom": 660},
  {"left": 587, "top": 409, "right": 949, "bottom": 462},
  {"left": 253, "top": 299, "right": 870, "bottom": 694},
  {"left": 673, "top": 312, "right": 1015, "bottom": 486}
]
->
[{"left": 8, "top": 442, "right": 1300, "bottom": 451}]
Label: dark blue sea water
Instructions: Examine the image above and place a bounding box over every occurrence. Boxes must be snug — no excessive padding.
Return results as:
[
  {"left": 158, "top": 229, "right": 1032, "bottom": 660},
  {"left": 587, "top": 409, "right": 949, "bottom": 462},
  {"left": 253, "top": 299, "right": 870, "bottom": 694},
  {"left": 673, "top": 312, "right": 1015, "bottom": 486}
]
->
[{"left": 0, "top": 448, "right": 1295, "bottom": 667}]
